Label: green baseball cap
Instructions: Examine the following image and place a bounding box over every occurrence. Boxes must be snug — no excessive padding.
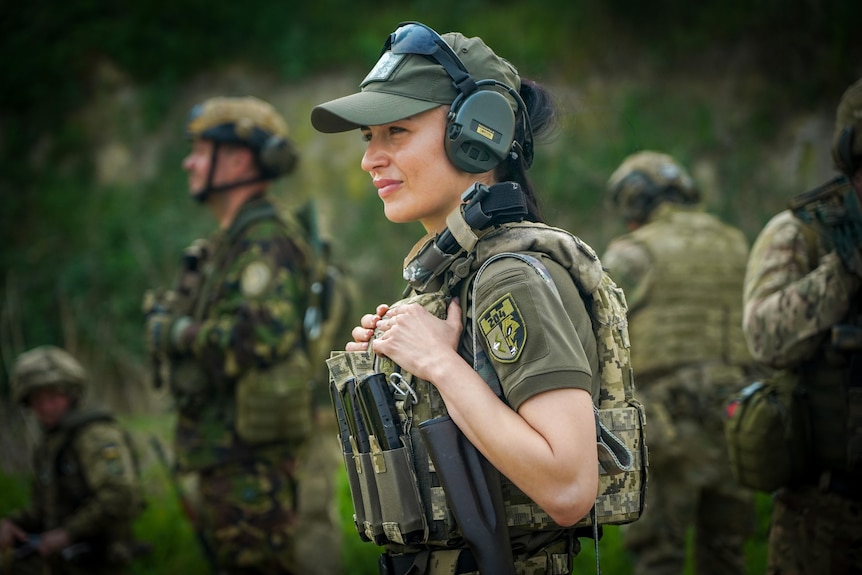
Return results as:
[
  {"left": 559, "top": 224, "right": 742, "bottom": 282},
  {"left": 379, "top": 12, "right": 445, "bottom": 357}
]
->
[{"left": 311, "top": 27, "right": 522, "bottom": 133}]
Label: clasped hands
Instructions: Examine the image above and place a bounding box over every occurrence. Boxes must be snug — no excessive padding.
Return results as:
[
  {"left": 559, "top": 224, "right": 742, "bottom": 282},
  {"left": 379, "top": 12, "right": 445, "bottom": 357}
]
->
[{"left": 347, "top": 299, "right": 464, "bottom": 381}]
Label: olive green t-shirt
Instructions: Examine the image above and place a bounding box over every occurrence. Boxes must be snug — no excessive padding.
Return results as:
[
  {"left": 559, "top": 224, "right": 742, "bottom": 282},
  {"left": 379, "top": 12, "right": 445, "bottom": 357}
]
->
[{"left": 471, "top": 252, "right": 599, "bottom": 410}]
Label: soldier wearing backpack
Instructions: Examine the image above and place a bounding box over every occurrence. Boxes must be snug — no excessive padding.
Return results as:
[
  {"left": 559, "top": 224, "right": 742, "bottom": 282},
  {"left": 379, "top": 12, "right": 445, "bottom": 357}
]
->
[
  {"left": 0, "top": 346, "right": 145, "bottom": 575},
  {"left": 603, "top": 151, "right": 755, "bottom": 575},
  {"left": 742, "top": 78, "right": 862, "bottom": 575},
  {"left": 311, "top": 21, "right": 645, "bottom": 575},
  {"left": 142, "top": 96, "right": 342, "bottom": 575}
]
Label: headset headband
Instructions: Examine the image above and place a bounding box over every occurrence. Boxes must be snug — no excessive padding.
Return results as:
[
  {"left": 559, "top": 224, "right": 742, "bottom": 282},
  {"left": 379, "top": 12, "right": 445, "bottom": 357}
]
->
[{"left": 383, "top": 21, "right": 534, "bottom": 168}]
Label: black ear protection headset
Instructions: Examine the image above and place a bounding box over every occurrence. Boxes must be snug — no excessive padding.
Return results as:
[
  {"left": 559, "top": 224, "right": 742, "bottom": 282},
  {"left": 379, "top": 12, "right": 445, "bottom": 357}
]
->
[
  {"left": 384, "top": 22, "right": 534, "bottom": 174},
  {"left": 257, "top": 132, "right": 298, "bottom": 178},
  {"left": 189, "top": 118, "right": 298, "bottom": 203}
]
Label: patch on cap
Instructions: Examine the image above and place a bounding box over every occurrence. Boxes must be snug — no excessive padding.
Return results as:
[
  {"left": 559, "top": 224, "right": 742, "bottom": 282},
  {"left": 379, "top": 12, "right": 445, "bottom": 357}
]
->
[{"left": 362, "top": 52, "right": 407, "bottom": 86}]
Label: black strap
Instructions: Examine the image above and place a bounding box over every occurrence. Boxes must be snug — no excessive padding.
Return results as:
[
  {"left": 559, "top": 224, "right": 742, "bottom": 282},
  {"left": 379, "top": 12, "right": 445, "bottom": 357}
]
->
[
  {"left": 435, "top": 182, "right": 527, "bottom": 255},
  {"left": 461, "top": 181, "right": 528, "bottom": 230},
  {"left": 379, "top": 550, "right": 430, "bottom": 575}
]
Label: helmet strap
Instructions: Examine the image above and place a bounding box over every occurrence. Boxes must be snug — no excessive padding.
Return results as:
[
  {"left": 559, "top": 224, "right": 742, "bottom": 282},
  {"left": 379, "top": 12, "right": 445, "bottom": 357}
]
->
[{"left": 192, "top": 141, "right": 273, "bottom": 204}]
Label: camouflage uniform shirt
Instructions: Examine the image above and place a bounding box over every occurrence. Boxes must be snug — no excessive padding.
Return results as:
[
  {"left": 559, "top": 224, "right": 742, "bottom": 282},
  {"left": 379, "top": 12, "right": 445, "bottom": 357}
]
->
[
  {"left": 172, "top": 194, "right": 312, "bottom": 471},
  {"left": 743, "top": 204, "right": 862, "bottom": 575},
  {"left": 743, "top": 209, "right": 861, "bottom": 367},
  {"left": 7, "top": 408, "right": 143, "bottom": 568}
]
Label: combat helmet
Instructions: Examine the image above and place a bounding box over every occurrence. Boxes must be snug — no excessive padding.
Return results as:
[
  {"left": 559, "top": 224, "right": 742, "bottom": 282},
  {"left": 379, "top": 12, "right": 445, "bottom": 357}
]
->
[
  {"left": 11, "top": 345, "right": 86, "bottom": 406},
  {"left": 186, "top": 96, "right": 299, "bottom": 199},
  {"left": 832, "top": 78, "right": 862, "bottom": 176},
  {"left": 607, "top": 150, "right": 700, "bottom": 226}
]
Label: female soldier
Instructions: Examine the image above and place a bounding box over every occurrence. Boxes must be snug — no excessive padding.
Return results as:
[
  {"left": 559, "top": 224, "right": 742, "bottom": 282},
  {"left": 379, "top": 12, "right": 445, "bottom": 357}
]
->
[{"left": 311, "top": 22, "right": 603, "bottom": 575}]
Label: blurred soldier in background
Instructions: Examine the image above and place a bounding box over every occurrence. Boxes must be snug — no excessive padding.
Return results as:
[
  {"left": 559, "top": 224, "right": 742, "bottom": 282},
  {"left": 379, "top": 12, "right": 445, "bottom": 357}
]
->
[
  {"left": 603, "top": 151, "right": 755, "bottom": 575},
  {"left": 0, "top": 346, "right": 145, "bottom": 575},
  {"left": 142, "top": 96, "right": 342, "bottom": 575},
  {"left": 742, "top": 78, "right": 862, "bottom": 574}
]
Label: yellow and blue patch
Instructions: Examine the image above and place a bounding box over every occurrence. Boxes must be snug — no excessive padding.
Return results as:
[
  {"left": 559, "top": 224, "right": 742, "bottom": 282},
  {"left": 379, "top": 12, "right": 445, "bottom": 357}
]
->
[
  {"left": 100, "top": 443, "right": 126, "bottom": 475},
  {"left": 478, "top": 293, "right": 526, "bottom": 363}
]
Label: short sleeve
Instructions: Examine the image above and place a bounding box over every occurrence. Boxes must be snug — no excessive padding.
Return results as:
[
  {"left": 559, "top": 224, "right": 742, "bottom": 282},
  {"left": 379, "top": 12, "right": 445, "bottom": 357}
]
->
[{"left": 472, "top": 254, "right": 597, "bottom": 410}]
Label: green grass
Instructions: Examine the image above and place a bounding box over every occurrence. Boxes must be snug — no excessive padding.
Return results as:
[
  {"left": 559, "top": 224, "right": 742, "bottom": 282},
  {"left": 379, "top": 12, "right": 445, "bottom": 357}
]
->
[
  {"left": 129, "top": 466, "right": 212, "bottom": 574},
  {"left": 0, "top": 472, "right": 29, "bottom": 518}
]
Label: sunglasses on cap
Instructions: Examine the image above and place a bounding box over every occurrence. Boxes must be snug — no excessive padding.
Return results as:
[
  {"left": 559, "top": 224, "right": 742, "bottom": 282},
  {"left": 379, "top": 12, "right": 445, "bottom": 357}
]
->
[
  {"left": 382, "top": 21, "right": 478, "bottom": 97},
  {"left": 380, "top": 21, "right": 535, "bottom": 169}
]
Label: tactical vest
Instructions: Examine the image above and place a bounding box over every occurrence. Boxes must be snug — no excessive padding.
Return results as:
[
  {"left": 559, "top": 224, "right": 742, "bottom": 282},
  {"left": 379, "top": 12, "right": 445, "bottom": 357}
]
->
[
  {"left": 624, "top": 206, "right": 751, "bottom": 378},
  {"left": 327, "top": 220, "right": 646, "bottom": 565}
]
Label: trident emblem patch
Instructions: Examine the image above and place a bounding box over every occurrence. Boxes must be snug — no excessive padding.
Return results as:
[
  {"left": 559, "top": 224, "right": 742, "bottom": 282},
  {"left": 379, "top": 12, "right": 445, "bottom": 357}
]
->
[{"left": 478, "top": 294, "right": 526, "bottom": 363}]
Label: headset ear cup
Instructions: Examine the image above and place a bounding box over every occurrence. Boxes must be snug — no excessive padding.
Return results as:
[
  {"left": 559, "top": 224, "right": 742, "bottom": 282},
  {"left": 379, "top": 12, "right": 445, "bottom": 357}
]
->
[
  {"left": 445, "top": 89, "right": 516, "bottom": 173},
  {"left": 260, "top": 135, "right": 299, "bottom": 177}
]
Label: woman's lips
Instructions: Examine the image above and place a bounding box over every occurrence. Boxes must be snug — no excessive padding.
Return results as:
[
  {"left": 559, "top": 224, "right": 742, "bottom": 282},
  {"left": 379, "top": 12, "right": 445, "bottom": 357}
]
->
[{"left": 373, "top": 178, "right": 401, "bottom": 198}]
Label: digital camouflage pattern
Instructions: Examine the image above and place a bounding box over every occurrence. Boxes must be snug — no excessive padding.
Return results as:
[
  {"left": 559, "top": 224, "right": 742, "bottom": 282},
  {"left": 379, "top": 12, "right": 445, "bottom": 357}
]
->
[
  {"left": 603, "top": 202, "right": 755, "bottom": 575},
  {"left": 743, "top": 195, "right": 862, "bottom": 575},
  {"left": 463, "top": 224, "right": 645, "bottom": 530},
  {"left": 5, "top": 409, "right": 144, "bottom": 575},
  {"left": 328, "top": 221, "right": 646, "bottom": 575}
]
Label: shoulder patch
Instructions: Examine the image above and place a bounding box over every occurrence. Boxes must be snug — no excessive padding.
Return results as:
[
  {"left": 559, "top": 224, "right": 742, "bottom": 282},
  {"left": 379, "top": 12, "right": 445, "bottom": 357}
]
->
[
  {"left": 100, "top": 443, "right": 126, "bottom": 475},
  {"left": 241, "top": 261, "right": 272, "bottom": 296},
  {"left": 478, "top": 293, "right": 526, "bottom": 363},
  {"left": 101, "top": 444, "right": 120, "bottom": 459}
]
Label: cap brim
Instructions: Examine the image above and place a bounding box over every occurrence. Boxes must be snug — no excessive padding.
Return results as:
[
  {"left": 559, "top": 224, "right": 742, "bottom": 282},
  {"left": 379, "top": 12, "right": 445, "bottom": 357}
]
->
[{"left": 311, "top": 91, "right": 442, "bottom": 133}]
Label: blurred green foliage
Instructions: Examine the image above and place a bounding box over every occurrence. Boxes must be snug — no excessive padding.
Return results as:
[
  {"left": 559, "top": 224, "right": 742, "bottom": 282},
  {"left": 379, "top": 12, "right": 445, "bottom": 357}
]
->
[
  {"left": 2, "top": 1, "right": 861, "bottom": 392},
  {"left": 0, "top": 4, "right": 858, "bottom": 570}
]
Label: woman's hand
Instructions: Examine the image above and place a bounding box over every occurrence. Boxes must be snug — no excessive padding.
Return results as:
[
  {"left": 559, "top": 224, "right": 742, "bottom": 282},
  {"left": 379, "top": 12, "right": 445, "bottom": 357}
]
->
[
  {"left": 345, "top": 303, "right": 390, "bottom": 351},
  {"left": 371, "top": 298, "right": 463, "bottom": 381}
]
